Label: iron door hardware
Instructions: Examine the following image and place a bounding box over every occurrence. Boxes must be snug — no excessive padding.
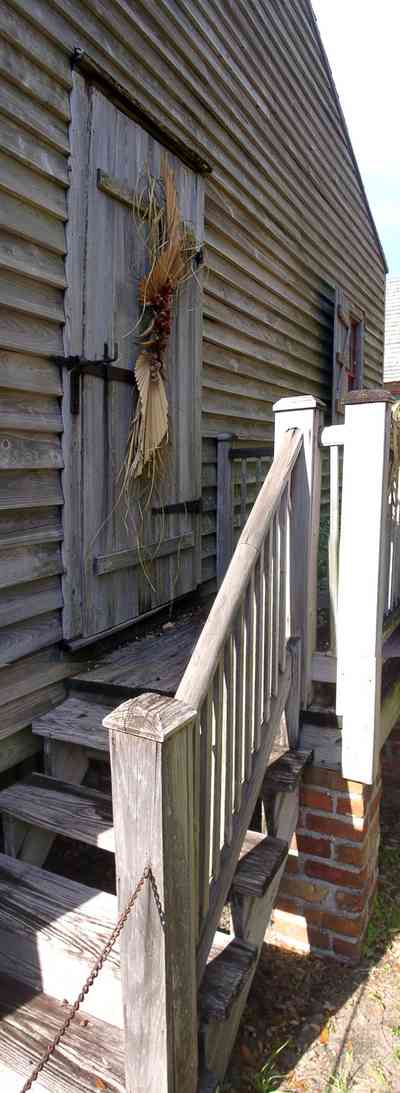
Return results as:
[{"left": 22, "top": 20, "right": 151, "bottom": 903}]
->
[{"left": 53, "top": 342, "right": 136, "bottom": 413}]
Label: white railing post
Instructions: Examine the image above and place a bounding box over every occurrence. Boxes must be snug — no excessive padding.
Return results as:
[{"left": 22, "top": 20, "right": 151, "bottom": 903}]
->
[
  {"left": 103, "top": 693, "right": 198, "bottom": 1093},
  {"left": 337, "top": 390, "right": 393, "bottom": 784},
  {"left": 273, "top": 396, "right": 325, "bottom": 707}
]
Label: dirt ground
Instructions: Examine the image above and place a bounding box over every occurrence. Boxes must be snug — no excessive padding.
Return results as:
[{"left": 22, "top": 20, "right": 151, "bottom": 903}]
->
[
  {"left": 225, "top": 781, "right": 400, "bottom": 1093},
  {"left": 45, "top": 768, "right": 400, "bottom": 1093}
]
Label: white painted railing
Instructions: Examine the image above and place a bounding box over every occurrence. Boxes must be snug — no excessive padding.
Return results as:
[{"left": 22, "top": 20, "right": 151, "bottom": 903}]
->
[
  {"left": 384, "top": 460, "right": 400, "bottom": 628},
  {"left": 320, "top": 424, "right": 345, "bottom": 655},
  {"left": 336, "top": 390, "right": 393, "bottom": 783},
  {"left": 178, "top": 396, "right": 323, "bottom": 975}
]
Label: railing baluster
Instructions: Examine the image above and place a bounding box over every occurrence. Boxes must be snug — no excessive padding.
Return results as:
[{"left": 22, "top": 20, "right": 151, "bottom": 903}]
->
[
  {"left": 193, "top": 712, "right": 201, "bottom": 939},
  {"left": 224, "top": 634, "right": 235, "bottom": 845},
  {"left": 244, "top": 572, "right": 255, "bottom": 779},
  {"left": 234, "top": 604, "right": 245, "bottom": 812},
  {"left": 212, "top": 658, "right": 223, "bottom": 879},
  {"left": 254, "top": 543, "right": 265, "bottom": 750},
  {"left": 199, "top": 690, "right": 213, "bottom": 923},
  {"left": 264, "top": 530, "right": 273, "bottom": 721},
  {"left": 271, "top": 510, "right": 280, "bottom": 697},
  {"left": 279, "top": 486, "right": 288, "bottom": 672},
  {"left": 240, "top": 458, "right": 247, "bottom": 530}
]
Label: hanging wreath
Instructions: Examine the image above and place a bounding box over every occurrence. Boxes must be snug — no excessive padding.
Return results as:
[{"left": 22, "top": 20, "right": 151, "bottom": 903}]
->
[{"left": 121, "top": 160, "right": 199, "bottom": 497}]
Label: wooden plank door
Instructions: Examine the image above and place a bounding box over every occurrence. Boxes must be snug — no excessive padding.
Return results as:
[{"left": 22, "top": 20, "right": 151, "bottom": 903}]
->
[
  {"left": 332, "top": 287, "right": 364, "bottom": 423},
  {"left": 62, "top": 78, "right": 203, "bottom": 639}
]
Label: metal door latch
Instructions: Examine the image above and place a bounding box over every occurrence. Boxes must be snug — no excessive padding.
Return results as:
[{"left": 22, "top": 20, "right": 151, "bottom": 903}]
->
[{"left": 53, "top": 342, "right": 136, "bottom": 413}]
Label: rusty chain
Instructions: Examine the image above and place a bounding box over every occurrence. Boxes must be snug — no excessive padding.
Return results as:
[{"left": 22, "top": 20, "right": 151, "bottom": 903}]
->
[{"left": 19, "top": 864, "right": 165, "bottom": 1093}]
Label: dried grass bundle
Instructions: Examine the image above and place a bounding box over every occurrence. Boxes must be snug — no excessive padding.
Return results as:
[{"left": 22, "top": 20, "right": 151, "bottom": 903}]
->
[{"left": 121, "top": 160, "right": 197, "bottom": 496}]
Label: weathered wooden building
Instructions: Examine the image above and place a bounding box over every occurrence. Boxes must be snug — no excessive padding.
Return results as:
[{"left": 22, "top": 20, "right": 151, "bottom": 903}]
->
[
  {"left": 0, "top": 3, "right": 393, "bottom": 1091},
  {"left": 0, "top": 0, "right": 387, "bottom": 768}
]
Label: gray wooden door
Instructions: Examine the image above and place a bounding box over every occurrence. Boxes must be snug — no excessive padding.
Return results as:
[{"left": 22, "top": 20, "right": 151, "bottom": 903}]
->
[
  {"left": 62, "top": 79, "right": 203, "bottom": 639},
  {"left": 332, "top": 287, "right": 364, "bottom": 423}
]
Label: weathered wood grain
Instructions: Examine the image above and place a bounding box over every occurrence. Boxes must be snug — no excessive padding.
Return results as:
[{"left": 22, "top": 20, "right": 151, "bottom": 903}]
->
[
  {"left": 32, "top": 696, "right": 110, "bottom": 752},
  {"left": 231, "top": 830, "right": 287, "bottom": 898},
  {"left": 0, "top": 854, "right": 122, "bottom": 1026},
  {"left": 0, "top": 773, "right": 114, "bottom": 850},
  {"left": 0, "top": 974, "right": 124, "bottom": 1093},
  {"left": 107, "top": 693, "right": 198, "bottom": 1092},
  {"left": 200, "top": 935, "right": 257, "bottom": 1023}
]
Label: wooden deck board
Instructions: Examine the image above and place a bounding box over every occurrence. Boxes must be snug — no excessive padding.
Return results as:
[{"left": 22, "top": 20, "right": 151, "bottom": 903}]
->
[
  {"left": 0, "top": 854, "right": 121, "bottom": 1026},
  {"left": 0, "top": 773, "right": 114, "bottom": 850},
  {"left": 32, "top": 696, "right": 110, "bottom": 751},
  {"left": 0, "top": 974, "right": 124, "bottom": 1093},
  {"left": 74, "top": 609, "right": 206, "bottom": 695}
]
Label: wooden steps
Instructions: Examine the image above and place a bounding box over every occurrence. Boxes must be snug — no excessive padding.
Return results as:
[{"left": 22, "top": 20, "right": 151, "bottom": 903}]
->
[
  {"left": 200, "top": 936, "right": 257, "bottom": 1022},
  {"left": 32, "top": 696, "right": 110, "bottom": 752},
  {"left": 232, "top": 830, "right": 287, "bottom": 898},
  {"left": 0, "top": 854, "right": 122, "bottom": 1027},
  {"left": 0, "top": 973, "right": 124, "bottom": 1093},
  {"left": 0, "top": 773, "right": 114, "bottom": 851},
  {"left": 262, "top": 747, "right": 313, "bottom": 793}
]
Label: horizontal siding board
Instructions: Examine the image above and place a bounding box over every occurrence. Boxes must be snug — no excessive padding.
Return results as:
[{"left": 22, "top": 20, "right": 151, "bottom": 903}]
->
[
  {"left": 0, "top": 390, "right": 62, "bottom": 433},
  {"left": 0, "top": 78, "right": 70, "bottom": 153},
  {"left": 0, "top": 1, "right": 72, "bottom": 87},
  {"left": 0, "top": 432, "right": 63, "bottom": 470},
  {"left": 0, "top": 110, "right": 68, "bottom": 185},
  {"left": 0, "top": 191, "right": 66, "bottom": 253},
  {"left": 0, "top": 35, "right": 70, "bottom": 121},
  {"left": 0, "top": 542, "right": 63, "bottom": 591},
  {"left": 0, "top": 609, "right": 62, "bottom": 666},
  {"left": 0, "top": 230, "right": 67, "bottom": 289},
  {"left": 0, "top": 469, "right": 63, "bottom": 510},
  {"left": 0, "top": 352, "right": 62, "bottom": 395},
  {"left": 0, "top": 307, "right": 63, "bottom": 355},
  {"left": 0, "top": 151, "right": 67, "bottom": 221}
]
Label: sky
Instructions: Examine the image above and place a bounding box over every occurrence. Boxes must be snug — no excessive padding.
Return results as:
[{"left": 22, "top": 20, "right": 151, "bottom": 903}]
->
[{"left": 311, "top": 1, "right": 400, "bottom": 274}]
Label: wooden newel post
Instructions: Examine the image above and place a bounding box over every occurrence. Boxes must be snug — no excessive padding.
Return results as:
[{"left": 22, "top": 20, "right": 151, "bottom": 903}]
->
[
  {"left": 337, "top": 390, "right": 393, "bottom": 784},
  {"left": 273, "top": 396, "right": 325, "bottom": 707},
  {"left": 103, "top": 693, "right": 198, "bottom": 1093}
]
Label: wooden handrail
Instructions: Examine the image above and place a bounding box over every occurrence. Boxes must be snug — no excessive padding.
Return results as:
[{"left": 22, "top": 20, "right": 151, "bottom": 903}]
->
[{"left": 177, "top": 427, "right": 303, "bottom": 711}]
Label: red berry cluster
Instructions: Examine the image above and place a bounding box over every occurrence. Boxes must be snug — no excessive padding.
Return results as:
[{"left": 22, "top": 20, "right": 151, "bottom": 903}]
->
[{"left": 151, "top": 282, "right": 173, "bottom": 365}]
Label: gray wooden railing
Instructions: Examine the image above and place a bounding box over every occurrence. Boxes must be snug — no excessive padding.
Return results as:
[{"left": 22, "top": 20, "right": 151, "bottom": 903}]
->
[{"left": 103, "top": 395, "right": 323, "bottom": 1093}]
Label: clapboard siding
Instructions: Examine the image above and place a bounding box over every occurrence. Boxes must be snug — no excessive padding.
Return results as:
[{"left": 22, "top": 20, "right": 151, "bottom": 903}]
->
[
  {"left": 0, "top": 0, "right": 385, "bottom": 751},
  {"left": 0, "top": 8, "right": 68, "bottom": 755}
]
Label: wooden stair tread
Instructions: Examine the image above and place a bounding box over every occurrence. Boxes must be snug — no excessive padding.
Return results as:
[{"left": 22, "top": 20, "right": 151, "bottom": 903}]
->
[
  {"left": 32, "top": 696, "right": 109, "bottom": 752},
  {"left": 0, "top": 774, "right": 114, "bottom": 851},
  {"left": 0, "top": 973, "right": 124, "bottom": 1093},
  {"left": 232, "top": 831, "right": 288, "bottom": 898},
  {"left": 200, "top": 937, "right": 257, "bottom": 1022},
  {"left": 0, "top": 854, "right": 121, "bottom": 1026},
  {"left": 263, "top": 748, "right": 313, "bottom": 792},
  {"left": 74, "top": 609, "right": 206, "bottom": 694}
]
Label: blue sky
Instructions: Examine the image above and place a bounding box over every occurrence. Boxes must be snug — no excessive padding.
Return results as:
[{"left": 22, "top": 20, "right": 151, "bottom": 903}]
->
[{"left": 312, "top": 1, "right": 400, "bottom": 273}]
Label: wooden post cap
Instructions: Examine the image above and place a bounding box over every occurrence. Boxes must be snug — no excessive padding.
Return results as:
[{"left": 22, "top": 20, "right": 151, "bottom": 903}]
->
[
  {"left": 345, "top": 389, "right": 394, "bottom": 405},
  {"left": 273, "top": 395, "right": 326, "bottom": 413},
  {"left": 103, "top": 692, "right": 197, "bottom": 742}
]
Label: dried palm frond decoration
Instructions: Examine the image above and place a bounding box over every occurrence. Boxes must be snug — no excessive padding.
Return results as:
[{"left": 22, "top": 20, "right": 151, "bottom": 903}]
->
[{"left": 121, "top": 160, "right": 198, "bottom": 497}]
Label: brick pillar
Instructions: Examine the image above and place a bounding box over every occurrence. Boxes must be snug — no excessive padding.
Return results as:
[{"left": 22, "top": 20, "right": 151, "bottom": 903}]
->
[{"left": 268, "top": 764, "right": 381, "bottom": 963}]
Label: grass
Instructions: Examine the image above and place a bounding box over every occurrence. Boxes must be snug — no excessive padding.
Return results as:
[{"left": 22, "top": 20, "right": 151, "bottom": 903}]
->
[
  {"left": 250, "top": 1042, "right": 289, "bottom": 1092},
  {"left": 363, "top": 846, "right": 400, "bottom": 959}
]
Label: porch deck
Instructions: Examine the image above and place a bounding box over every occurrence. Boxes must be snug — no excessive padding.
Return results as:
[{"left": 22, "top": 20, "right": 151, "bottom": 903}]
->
[{"left": 71, "top": 604, "right": 208, "bottom": 700}]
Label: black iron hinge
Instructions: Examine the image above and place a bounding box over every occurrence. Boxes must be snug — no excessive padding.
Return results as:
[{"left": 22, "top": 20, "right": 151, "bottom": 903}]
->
[{"left": 53, "top": 342, "right": 136, "bottom": 413}]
